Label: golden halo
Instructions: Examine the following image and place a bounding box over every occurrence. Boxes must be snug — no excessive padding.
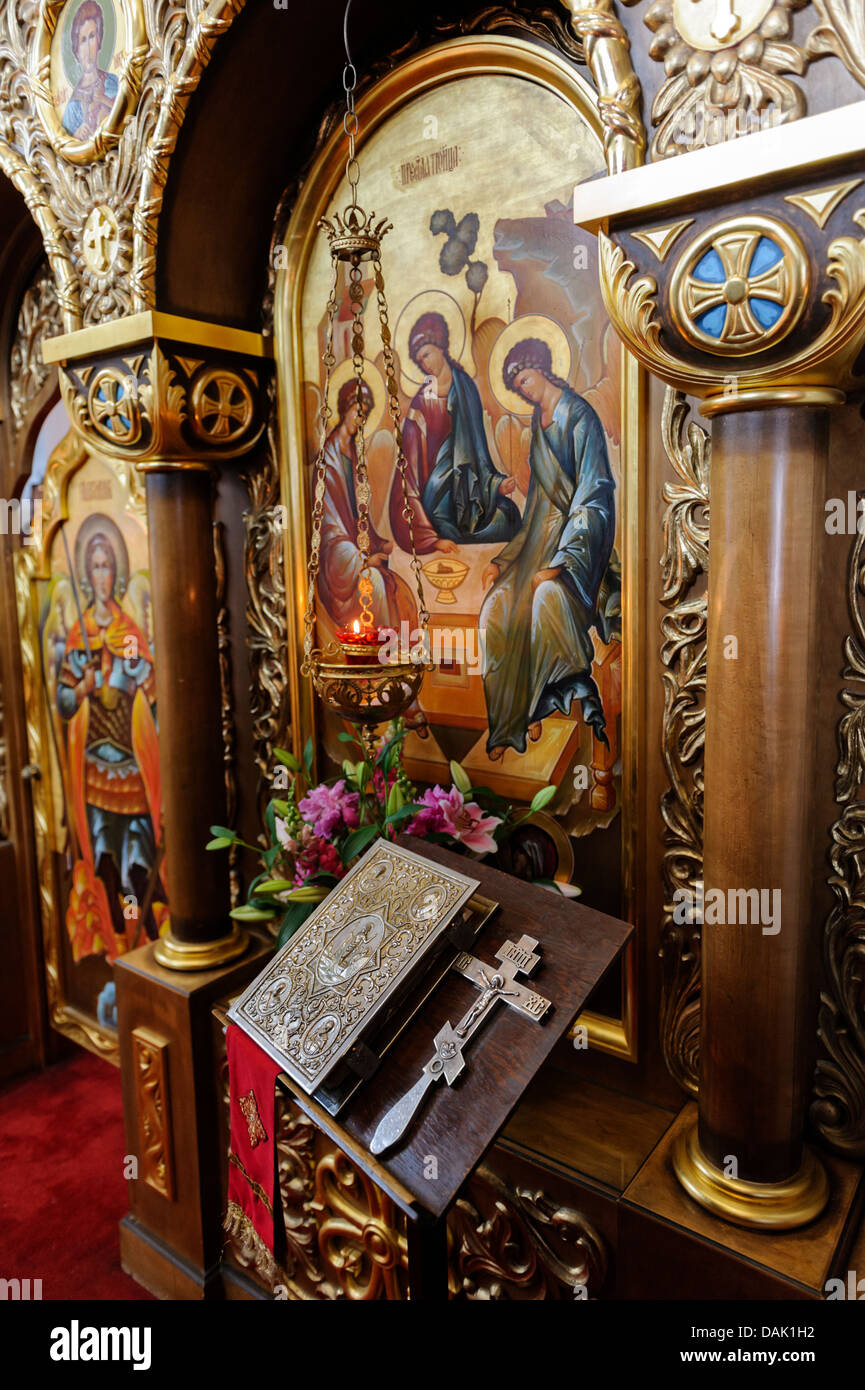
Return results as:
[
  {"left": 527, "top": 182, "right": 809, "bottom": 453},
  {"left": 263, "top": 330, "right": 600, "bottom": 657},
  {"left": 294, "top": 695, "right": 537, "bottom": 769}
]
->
[
  {"left": 327, "top": 357, "right": 387, "bottom": 439},
  {"left": 488, "top": 315, "right": 573, "bottom": 417},
  {"left": 393, "top": 290, "right": 467, "bottom": 390}
]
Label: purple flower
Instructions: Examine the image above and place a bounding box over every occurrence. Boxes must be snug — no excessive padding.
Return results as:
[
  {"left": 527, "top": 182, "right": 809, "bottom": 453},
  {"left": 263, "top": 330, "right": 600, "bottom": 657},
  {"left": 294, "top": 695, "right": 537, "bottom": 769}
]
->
[
  {"left": 298, "top": 779, "right": 359, "bottom": 839},
  {"left": 404, "top": 784, "right": 454, "bottom": 836}
]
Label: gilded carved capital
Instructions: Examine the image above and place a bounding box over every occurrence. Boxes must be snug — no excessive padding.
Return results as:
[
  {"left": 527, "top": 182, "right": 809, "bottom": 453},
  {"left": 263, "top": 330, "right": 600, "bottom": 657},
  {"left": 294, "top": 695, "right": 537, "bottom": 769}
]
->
[
  {"left": 573, "top": 87, "right": 865, "bottom": 410},
  {"left": 42, "top": 312, "right": 272, "bottom": 467},
  {"left": 593, "top": 182, "right": 865, "bottom": 412}
]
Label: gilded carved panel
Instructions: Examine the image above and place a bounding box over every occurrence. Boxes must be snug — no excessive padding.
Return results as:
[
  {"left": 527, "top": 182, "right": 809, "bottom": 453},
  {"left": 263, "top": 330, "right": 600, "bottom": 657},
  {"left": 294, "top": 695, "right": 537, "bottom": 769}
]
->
[
  {"left": 811, "top": 519, "right": 865, "bottom": 1155},
  {"left": 659, "top": 388, "right": 708, "bottom": 1096},
  {"left": 0, "top": 0, "right": 246, "bottom": 327},
  {"left": 131, "top": 1025, "right": 174, "bottom": 1198},
  {"left": 221, "top": 1069, "right": 607, "bottom": 1300}
]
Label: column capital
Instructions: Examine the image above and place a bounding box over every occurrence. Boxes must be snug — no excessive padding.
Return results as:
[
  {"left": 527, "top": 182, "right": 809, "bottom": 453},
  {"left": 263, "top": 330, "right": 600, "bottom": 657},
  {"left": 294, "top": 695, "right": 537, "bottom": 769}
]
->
[
  {"left": 574, "top": 104, "right": 865, "bottom": 415},
  {"left": 42, "top": 311, "right": 273, "bottom": 464}
]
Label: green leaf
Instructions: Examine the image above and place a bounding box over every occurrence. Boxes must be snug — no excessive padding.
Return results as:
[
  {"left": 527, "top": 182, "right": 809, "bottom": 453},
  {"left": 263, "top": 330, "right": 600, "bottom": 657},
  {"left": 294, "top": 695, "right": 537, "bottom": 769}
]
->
[
  {"left": 205, "top": 836, "right": 233, "bottom": 851},
  {"left": 383, "top": 801, "right": 422, "bottom": 828},
  {"left": 337, "top": 731, "right": 359, "bottom": 745},
  {"left": 274, "top": 748, "right": 301, "bottom": 771},
  {"left": 272, "top": 799, "right": 293, "bottom": 819},
  {"left": 356, "top": 761, "right": 371, "bottom": 792},
  {"left": 209, "top": 825, "right": 235, "bottom": 839},
  {"left": 449, "top": 759, "right": 472, "bottom": 795},
  {"left": 529, "top": 784, "right": 557, "bottom": 814},
  {"left": 275, "top": 900, "right": 317, "bottom": 950},
  {"left": 281, "top": 884, "right": 328, "bottom": 902},
  {"left": 376, "top": 727, "right": 408, "bottom": 772},
  {"left": 262, "top": 845, "right": 280, "bottom": 871},
  {"left": 386, "top": 779, "right": 406, "bottom": 817},
  {"left": 463, "top": 785, "right": 511, "bottom": 811},
  {"left": 341, "top": 824, "right": 380, "bottom": 863},
  {"left": 264, "top": 799, "right": 277, "bottom": 845},
  {"left": 303, "top": 735, "right": 314, "bottom": 779}
]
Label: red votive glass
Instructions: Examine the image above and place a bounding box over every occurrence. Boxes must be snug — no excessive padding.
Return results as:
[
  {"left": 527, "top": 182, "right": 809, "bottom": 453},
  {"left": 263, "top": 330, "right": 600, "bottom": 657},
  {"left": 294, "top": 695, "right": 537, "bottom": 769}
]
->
[{"left": 336, "top": 623, "right": 386, "bottom": 666}]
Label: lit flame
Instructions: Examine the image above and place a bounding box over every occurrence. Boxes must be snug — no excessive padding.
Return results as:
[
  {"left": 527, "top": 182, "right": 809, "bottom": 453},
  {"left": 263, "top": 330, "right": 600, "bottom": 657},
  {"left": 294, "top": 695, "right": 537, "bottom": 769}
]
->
[{"left": 352, "top": 619, "right": 360, "bottom": 634}]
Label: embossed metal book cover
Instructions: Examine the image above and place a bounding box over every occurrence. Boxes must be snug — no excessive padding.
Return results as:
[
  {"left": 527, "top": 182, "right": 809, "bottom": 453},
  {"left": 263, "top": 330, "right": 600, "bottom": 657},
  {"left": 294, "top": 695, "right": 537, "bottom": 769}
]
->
[{"left": 227, "top": 840, "right": 480, "bottom": 1094}]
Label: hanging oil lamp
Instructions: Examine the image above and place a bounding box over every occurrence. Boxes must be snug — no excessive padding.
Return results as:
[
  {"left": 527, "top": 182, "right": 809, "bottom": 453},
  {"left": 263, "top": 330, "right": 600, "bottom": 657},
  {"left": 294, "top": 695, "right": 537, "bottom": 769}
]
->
[{"left": 300, "top": 30, "right": 429, "bottom": 756}]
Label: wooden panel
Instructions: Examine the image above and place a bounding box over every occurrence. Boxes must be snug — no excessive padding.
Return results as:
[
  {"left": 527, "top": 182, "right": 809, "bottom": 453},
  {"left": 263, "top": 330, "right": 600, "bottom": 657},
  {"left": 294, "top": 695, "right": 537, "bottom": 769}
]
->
[
  {"left": 116, "top": 936, "right": 272, "bottom": 1293},
  {"left": 502, "top": 1068, "right": 676, "bottom": 1192},
  {"left": 617, "top": 1203, "right": 817, "bottom": 1301},
  {"left": 622, "top": 1103, "right": 863, "bottom": 1295}
]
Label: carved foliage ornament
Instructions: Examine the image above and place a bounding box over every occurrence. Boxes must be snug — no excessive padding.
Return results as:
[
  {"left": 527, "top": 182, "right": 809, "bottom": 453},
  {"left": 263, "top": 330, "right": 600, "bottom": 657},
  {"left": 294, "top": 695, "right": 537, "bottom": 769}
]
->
[
  {"left": 0, "top": 1, "right": 246, "bottom": 327},
  {"left": 131, "top": 1026, "right": 174, "bottom": 1198},
  {"left": 810, "top": 520, "right": 865, "bottom": 1155},
  {"left": 634, "top": 0, "right": 865, "bottom": 159},
  {"left": 243, "top": 376, "right": 290, "bottom": 808},
  {"left": 450, "top": 1168, "right": 607, "bottom": 1299},
  {"left": 642, "top": 0, "right": 809, "bottom": 157},
  {"left": 658, "top": 389, "right": 708, "bottom": 1097},
  {"left": 10, "top": 262, "right": 63, "bottom": 434},
  {"left": 806, "top": 0, "right": 865, "bottom": 86}
]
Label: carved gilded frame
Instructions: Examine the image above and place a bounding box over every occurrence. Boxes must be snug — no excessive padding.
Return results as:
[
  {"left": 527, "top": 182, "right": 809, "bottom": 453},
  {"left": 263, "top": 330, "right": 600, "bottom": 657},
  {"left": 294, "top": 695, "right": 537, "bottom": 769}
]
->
[
  {"left": 274, "top": 35, "right": 644, "bottom": 1061},
  {"left": 30, "top": 0, "right": 146, "bottom": 166}
]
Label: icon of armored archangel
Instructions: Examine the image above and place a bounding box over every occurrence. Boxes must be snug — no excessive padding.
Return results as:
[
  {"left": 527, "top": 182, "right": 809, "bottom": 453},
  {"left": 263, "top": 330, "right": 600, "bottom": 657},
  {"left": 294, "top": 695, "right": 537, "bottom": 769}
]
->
[
  {"left": 46, "top": 515, "right": 166, "bottom": 963},
  {"left": 389, "top": 307, "right": 520, "bottom": 554},
  {"left": 61, "top": 1, "right": 119, "bottom": 140},
  {"left": 480, "top": 330, "right": 617, "bottom": 760}
]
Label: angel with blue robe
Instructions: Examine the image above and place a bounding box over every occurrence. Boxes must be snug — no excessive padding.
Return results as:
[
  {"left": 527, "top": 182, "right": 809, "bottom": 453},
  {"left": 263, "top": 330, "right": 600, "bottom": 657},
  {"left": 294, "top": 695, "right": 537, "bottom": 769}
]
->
[
  {"left": 480, "top": 337, "right": 616, "bottom": 758},
  {"left": 390, "top": 311, "right": 520, "bottom": 554}
]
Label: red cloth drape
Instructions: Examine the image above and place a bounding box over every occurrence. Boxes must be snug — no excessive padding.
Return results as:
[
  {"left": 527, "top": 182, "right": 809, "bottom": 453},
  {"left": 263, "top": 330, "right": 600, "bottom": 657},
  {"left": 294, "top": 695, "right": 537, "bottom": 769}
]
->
[{"left": 225, "top": 1024, "right": 283, "bottom": 1274}]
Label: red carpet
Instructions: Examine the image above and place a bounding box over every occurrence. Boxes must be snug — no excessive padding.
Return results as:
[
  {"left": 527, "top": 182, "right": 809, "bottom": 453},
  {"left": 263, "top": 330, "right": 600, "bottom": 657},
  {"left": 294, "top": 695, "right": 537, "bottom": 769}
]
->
[{"left": 0, "top": 1050, "right": 153, "bottom": 1300}]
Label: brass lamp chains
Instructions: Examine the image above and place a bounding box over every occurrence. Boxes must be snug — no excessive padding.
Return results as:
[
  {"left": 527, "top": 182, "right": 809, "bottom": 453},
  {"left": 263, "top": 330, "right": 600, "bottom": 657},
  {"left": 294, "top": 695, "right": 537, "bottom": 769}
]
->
[{"left": 301, "top": 31, "right": 428, "bottom": 752}]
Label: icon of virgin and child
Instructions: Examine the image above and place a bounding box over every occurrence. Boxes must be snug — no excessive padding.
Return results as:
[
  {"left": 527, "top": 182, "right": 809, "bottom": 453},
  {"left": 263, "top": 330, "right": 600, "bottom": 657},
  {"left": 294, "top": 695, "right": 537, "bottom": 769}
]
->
[{"left": 315, "top": 308, "right": 617, "bottom": 758}]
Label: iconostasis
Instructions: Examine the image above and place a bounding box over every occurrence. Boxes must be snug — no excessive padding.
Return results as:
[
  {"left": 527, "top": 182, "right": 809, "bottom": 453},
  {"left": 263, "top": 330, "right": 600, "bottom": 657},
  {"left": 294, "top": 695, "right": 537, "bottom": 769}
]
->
[{"left": 277, "top": 38, "right": 650, "bottom": 1059}]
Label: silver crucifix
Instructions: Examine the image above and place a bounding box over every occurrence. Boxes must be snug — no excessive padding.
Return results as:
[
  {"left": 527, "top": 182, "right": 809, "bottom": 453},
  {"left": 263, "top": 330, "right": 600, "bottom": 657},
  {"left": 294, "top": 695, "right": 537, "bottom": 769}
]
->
[{"left": 369, "top": 934, "right": 551, "bottom": 1156}]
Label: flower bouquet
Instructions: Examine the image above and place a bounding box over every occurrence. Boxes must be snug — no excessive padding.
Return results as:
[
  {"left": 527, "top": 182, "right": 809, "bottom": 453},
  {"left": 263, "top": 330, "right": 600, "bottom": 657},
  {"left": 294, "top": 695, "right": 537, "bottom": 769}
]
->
[{"left": 207, "top": 719, "right": 577, "bottom": 949}]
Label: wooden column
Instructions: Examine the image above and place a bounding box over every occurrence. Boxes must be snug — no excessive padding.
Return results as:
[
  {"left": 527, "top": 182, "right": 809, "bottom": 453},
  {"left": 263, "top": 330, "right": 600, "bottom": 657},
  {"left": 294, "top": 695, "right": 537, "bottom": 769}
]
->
[
  {"left": 143, "top": 462, "right": 247, "bottom": 969},
  {"left": 672, "top": 405, "right": 829, "bottom": 1227}
]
